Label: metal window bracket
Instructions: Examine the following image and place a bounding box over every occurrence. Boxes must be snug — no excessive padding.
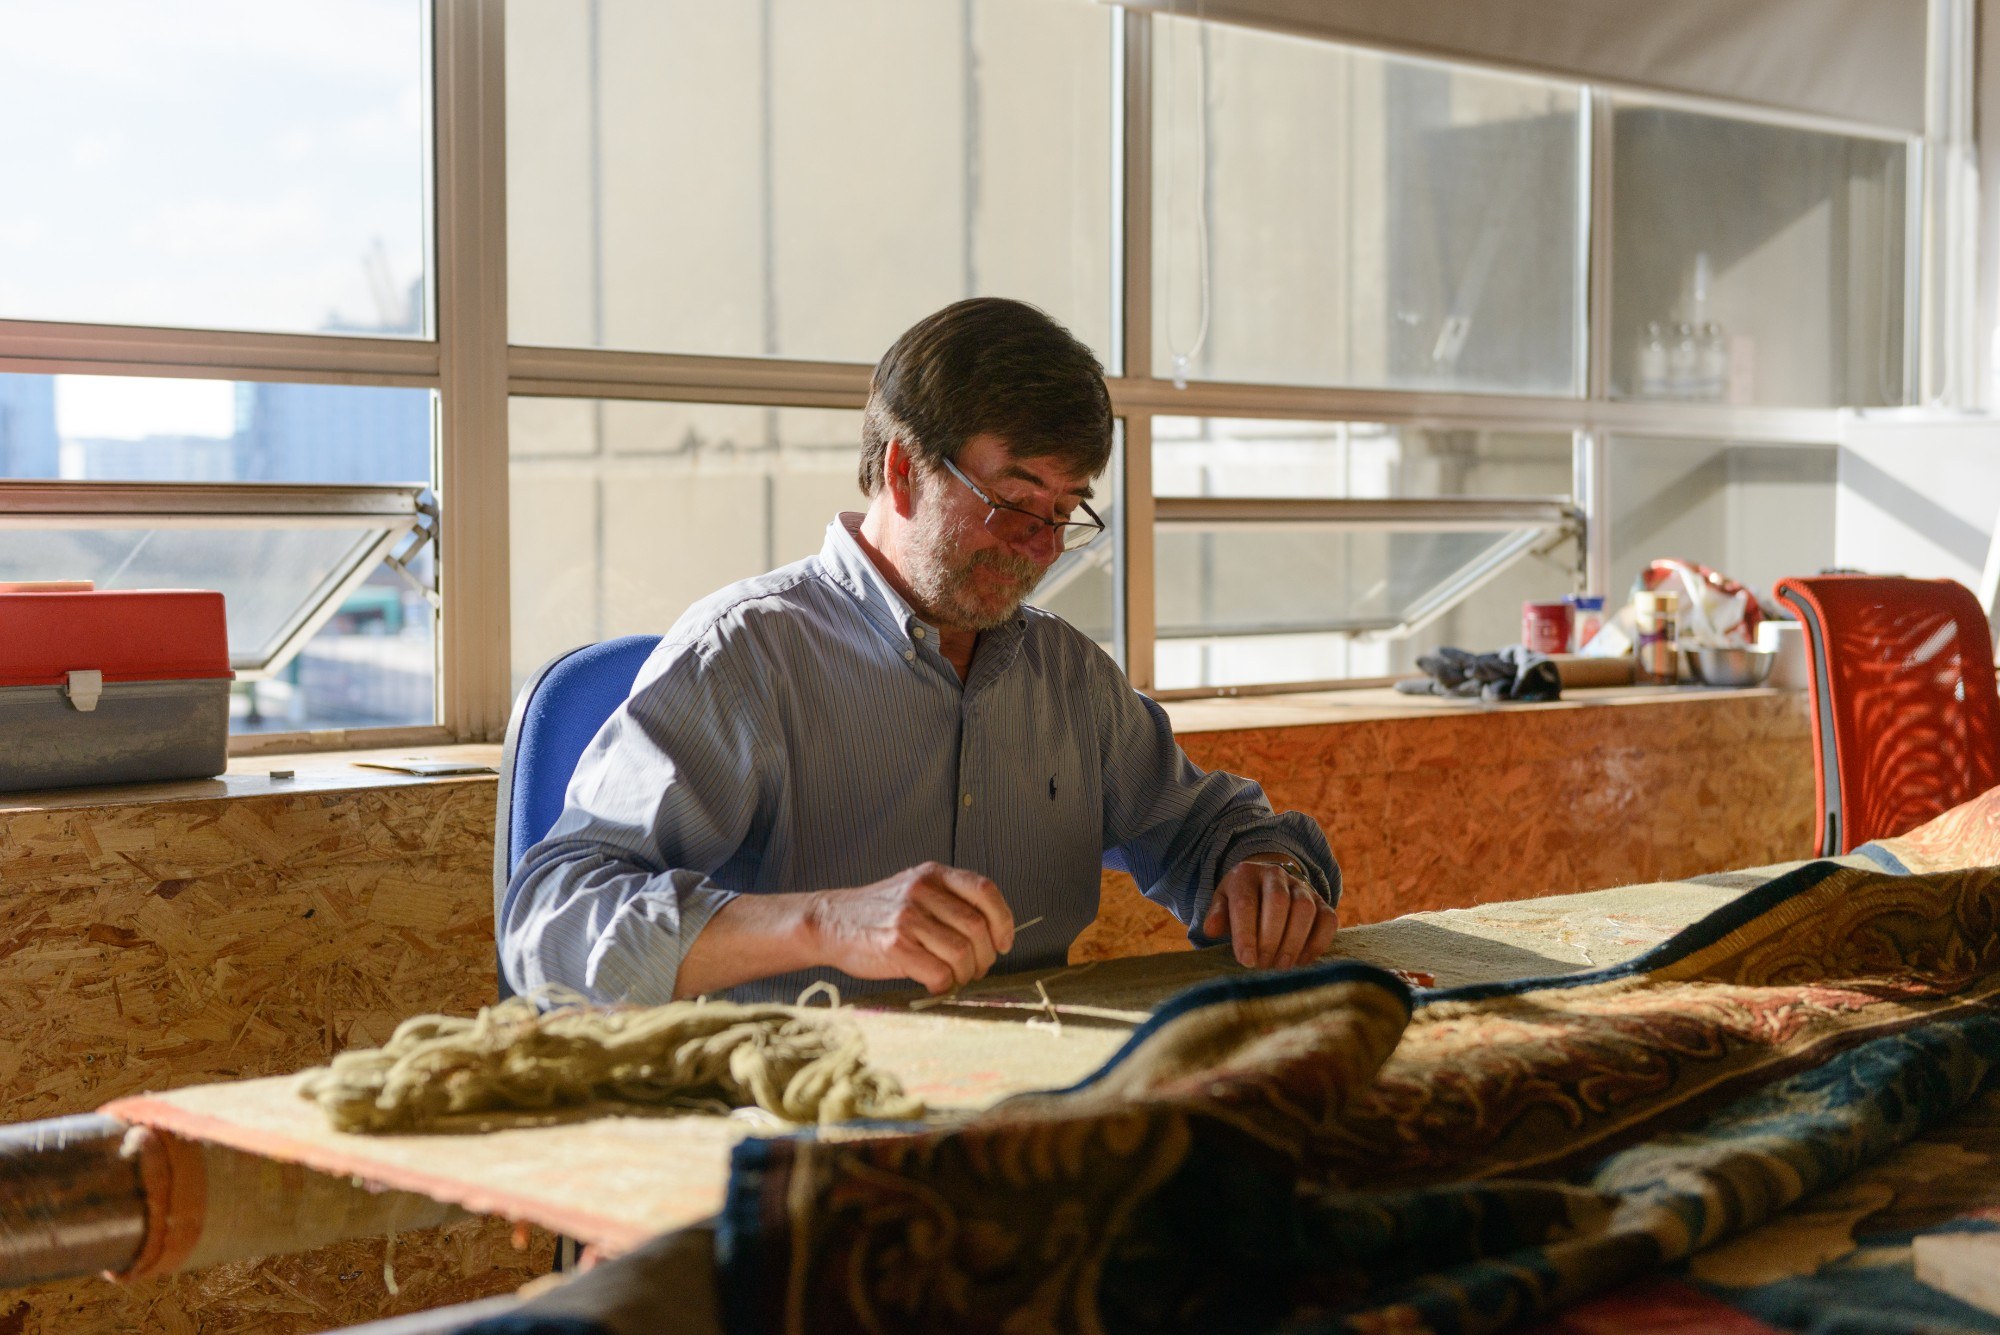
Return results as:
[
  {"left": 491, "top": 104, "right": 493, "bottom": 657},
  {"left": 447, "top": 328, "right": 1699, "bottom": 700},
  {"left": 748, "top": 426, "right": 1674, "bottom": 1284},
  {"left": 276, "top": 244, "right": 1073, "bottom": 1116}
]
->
[{"left": 384, "top": 491, "right": 442, "bottom": 611}]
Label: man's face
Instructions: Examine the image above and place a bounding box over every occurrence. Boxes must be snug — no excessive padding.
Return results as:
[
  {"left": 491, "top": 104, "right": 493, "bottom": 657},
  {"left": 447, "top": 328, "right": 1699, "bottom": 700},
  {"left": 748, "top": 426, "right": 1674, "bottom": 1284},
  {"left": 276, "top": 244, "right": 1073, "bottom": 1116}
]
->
[{"left": 900, "top": 432, "right": 1097, "bottom": 633}]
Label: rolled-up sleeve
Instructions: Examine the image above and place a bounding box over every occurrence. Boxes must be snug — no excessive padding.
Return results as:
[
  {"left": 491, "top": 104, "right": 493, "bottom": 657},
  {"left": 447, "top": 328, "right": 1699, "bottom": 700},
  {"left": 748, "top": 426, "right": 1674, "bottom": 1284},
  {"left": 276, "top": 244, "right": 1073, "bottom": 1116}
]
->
[
  {"left": 500, "top": 637, "right": 769, "bottom": 1004},
  {"left": 1094, "top": 661, "right": 1339, "bottom": 945}
]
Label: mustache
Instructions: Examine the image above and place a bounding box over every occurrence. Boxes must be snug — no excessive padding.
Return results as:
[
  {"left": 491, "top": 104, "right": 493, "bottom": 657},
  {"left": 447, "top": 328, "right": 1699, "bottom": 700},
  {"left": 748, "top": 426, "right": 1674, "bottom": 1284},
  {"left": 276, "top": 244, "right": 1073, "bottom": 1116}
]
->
[{"left": 966, "top": 547, "right": 1042, "bottom": 584}]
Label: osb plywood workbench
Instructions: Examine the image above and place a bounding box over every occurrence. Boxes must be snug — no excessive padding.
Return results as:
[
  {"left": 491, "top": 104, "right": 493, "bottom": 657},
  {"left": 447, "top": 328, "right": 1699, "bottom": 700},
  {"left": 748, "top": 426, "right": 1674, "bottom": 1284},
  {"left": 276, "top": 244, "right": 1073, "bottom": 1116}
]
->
[
  {"left": 0, "top": 744, "right": 554, "bottom": 1333},
  {"left": 0, "top": 684, "right": 1813, "bottom": 1333}
]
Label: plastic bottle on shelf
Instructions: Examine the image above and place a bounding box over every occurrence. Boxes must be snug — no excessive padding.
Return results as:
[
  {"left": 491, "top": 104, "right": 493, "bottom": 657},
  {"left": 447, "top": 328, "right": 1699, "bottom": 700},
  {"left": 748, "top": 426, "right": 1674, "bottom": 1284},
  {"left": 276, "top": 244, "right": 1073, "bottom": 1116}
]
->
[
  {"left": 1638, "top": 322, "right": 1670, "bottom": 398},
  {"left": 1698, "top": 321, "right": 1729, "bottom": 401},
  {"left": 1668, "top": 322, "right": 1700, "bottom": 400},
  {"left": 1683, "top": 252, "right": 1728, "bottom": 400}
]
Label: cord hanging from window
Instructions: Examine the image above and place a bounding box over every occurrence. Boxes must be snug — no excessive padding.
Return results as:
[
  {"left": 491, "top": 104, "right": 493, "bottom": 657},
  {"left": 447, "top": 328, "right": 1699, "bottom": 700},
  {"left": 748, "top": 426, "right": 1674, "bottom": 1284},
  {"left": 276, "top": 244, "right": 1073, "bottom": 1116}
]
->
[{"left": 1162, "top": 0, "right": 1212, "bottom": 391}]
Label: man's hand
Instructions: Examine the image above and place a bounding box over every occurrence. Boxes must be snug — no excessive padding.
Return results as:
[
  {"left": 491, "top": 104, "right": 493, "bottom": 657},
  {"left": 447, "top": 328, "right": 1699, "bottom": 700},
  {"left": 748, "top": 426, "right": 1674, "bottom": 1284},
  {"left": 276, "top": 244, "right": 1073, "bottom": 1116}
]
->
[
  {"left": 805, "top": 861, "right": 1016, "bottom": 995},
  {"left": 1201, "top": 857, "right": 1338, "bottom": 970}
]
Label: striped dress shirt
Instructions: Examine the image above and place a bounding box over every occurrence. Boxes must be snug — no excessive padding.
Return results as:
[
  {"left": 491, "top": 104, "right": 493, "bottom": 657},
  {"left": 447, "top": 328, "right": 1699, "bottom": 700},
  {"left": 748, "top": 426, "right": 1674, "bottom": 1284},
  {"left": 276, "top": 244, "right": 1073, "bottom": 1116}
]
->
[{"left": 501, "top": 514, "right": 1339, "bottom": 1005}]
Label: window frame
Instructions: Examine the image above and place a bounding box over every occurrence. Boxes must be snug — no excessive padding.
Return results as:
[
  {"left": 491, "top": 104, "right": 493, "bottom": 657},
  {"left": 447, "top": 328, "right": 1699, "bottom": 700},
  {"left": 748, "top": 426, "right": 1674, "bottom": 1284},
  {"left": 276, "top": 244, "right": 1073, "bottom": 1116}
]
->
[
  {"left": 0, "top": 479, "right": 435, "bottom": 680},
  {"left": 0, "top": 0, "right": 1971, "bottom": 743}
]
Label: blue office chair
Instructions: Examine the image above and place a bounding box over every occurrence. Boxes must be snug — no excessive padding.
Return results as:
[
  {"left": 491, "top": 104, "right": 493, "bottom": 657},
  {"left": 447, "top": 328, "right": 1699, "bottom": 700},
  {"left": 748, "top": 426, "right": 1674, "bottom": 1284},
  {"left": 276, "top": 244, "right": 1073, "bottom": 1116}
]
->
[{"left": 493, "top": 634, "right": 662, "bottom": 999}]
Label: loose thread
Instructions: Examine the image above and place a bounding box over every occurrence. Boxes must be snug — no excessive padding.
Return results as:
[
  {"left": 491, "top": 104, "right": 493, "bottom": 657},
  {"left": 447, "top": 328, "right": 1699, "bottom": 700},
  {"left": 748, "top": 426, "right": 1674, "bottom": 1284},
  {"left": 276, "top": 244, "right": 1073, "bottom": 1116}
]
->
[
  {"left": 1025, "top": 978, "right": 1063, "bottom": 1038},
  {"left": 794, "top": 980, "right": 843, "bottom": 1010},
  {"left": 1004, "top": 914, "right": 1047, "bottom": 952}
]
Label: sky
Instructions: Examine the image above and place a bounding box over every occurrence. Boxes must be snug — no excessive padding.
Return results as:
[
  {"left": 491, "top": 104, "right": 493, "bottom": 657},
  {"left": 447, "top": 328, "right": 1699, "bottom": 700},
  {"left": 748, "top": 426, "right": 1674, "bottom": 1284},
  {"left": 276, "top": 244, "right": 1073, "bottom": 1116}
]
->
[
  {"left": 54, "top": 374, "right": 236, "bottom": 441},
  {"left": 2, "top": 0, "right": 428, "bottom": 441},
  {"left": 0, "top": 0, "right": 428, "bottom": 338}
]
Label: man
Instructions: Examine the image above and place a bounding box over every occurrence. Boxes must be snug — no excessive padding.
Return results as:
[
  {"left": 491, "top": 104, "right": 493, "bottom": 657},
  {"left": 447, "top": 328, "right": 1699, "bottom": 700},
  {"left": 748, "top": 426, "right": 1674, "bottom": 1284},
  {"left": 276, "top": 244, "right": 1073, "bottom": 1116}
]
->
[{"left": 502, "top": 297, "right": 1339, "bottom": 1004}]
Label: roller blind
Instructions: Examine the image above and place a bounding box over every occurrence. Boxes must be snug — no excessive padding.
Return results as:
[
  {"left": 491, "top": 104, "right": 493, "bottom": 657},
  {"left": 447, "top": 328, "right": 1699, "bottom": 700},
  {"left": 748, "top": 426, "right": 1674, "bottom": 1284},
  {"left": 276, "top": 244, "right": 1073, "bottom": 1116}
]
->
[{"left": 1111, "top": 0, "right": 1927, "bottom": 136}]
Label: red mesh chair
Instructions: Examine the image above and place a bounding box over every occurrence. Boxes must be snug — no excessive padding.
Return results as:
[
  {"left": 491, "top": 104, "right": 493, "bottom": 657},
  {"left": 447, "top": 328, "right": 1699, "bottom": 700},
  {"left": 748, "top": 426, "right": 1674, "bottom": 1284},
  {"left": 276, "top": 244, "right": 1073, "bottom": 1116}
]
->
[{"left": 1774, "top": 575, "right": 2000, "bottom": 856}]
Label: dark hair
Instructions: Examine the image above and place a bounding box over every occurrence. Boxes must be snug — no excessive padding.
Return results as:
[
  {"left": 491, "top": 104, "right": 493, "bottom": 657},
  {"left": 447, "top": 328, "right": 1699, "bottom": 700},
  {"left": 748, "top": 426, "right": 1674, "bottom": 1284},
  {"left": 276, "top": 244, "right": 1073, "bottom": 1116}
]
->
[{"left": 858, "top": 297, "right": 1113, "bottom": 495}]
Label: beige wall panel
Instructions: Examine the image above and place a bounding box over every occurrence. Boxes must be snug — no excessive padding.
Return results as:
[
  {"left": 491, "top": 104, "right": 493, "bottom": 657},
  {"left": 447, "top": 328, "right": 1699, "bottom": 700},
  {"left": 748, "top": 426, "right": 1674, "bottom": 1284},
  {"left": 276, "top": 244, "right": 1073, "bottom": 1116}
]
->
[
  {"left": 970, "top": 0, "right": 1116, "bottom": 359},
  {"left": 602, "top": 472, "right": 766, "bottom": 633},
  {"left": 1722, "top": 447, "right": 1837, "bottom": 593},
  {"left": 506, "top": 0, "right": 598, "bottom": 347},
  {"left": 509, "top": 470, "right": 602, "bottom": 676},
  {"left": 1609, "top": 441, "right": 1731, "bottom": 595},
  {"left": 508, "top": 395, "right": 599, "bottom": 458},
  {"left": 773, "top": 407, "right": 866, "bottom": 450},
  {"left": 601, "top": 398, "right": 770, "bottom": 457},
  {"left": 770, "top": 1, "right": 966, "bottom": 361},
  {"left": 773, "top": 472, "right": 869, "bottom": 567},
  {"left": 597, "top": 1, "right": 765, "bottom": 355}
]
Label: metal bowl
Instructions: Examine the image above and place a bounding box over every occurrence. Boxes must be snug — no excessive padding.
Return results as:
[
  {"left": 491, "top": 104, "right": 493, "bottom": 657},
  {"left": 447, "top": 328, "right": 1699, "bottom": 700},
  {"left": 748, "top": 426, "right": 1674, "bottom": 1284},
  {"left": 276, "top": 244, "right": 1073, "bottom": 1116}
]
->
[{"left": 1688, "top": 646, "right": 1777, "bottom": 688}]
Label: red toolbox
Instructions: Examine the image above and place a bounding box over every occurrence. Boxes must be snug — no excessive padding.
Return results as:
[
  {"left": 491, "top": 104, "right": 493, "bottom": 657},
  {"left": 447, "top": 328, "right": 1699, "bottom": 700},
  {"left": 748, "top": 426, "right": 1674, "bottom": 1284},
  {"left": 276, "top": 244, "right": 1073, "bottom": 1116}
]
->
[{"left": 0, "top": 590, "right": 233, "bottom": 792}]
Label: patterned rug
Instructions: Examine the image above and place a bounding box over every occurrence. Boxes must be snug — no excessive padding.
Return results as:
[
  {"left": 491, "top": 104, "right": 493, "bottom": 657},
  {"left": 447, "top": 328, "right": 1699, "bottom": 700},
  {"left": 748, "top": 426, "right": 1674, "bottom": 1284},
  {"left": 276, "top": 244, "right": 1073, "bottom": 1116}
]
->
[{"left": 470, "top": 795, "right": 2000, "bottom": 1335}]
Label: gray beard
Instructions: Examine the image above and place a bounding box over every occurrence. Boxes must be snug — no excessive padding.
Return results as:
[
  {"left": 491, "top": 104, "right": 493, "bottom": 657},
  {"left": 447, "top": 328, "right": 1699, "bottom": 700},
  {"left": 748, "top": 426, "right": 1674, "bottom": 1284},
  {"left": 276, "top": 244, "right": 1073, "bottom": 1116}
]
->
[{"left": 902, "top": 502, "right": 1046, "bottom": 632}]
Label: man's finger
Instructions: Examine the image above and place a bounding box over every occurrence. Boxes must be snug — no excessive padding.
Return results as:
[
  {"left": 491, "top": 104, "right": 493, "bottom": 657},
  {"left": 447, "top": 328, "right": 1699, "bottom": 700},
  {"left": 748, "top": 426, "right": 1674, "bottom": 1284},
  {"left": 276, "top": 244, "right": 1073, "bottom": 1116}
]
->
[
  {"left": 929, "top": 864, "right": 1016, "bottom": 955},
  {"left": 891, "top": 942, "right": 958, "bottom": 995},
  {"left": 1254, "top": 869, "right": 1293, "bottom": 967},
  {"left": 1274, "top": 885, "right": 1318, "bottom": 969},
  {"left": 898, "top": 904, "right": 980, "bottom": 988},
  {"left": 1304, "top": 902, "right": 1340, "bottom": 962},
  {"left": 1201, "top": 887, "right": 1230, "bottom": 938},
  {"left": 910, "top": 882, "right": 999, "bottom": 978},
  {"left": 1226, "top": 878, "right": 1259, "bottom": 968}
]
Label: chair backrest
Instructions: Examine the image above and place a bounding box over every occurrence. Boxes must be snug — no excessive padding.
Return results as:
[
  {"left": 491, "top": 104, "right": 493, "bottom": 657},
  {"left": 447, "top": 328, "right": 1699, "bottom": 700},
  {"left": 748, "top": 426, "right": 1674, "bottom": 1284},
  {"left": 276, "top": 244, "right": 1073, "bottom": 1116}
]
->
[
  {"left": 1774, "top": 576, "right": 2000, "bottom": 856},
  {"left": 493, "top": 635, "right": 662, "bottom": 960}
]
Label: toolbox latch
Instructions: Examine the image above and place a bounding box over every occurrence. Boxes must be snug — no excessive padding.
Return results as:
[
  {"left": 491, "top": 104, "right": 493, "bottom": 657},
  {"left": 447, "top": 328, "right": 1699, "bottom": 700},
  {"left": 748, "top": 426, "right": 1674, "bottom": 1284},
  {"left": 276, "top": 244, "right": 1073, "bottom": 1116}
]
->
[{"left": 65, "top": 669, "right": 104, "bottom": 713}]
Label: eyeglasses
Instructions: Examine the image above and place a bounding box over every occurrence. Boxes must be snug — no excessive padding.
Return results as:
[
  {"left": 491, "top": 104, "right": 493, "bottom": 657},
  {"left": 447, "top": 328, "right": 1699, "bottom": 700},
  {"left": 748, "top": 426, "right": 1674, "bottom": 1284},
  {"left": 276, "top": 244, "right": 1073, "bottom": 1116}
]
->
[{"left": 939, "top": 456, "right": 1105, "bottom": 552}]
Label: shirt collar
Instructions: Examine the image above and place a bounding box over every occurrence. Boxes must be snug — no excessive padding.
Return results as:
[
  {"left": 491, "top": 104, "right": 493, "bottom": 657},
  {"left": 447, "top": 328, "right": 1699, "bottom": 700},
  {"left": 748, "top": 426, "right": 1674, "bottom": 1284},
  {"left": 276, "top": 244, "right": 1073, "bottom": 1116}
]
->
[{"left": 821, "top": 513, "right": 929, "bottom": 644}]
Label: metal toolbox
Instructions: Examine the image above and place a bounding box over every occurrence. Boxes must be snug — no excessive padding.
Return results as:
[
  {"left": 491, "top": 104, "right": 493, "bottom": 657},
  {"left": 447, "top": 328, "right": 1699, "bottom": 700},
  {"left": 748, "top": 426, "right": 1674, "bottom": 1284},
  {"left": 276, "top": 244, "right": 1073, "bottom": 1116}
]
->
[{"left": 0, "top": 590, "right": 233, "bottom": 792}]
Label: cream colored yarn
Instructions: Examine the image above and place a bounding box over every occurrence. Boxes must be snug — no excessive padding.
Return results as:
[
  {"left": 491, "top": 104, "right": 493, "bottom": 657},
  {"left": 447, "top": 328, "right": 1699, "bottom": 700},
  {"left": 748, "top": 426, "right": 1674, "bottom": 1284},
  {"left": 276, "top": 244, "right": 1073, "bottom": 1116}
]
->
[{"left": 298, "top": 995, "right": 924, "bottom": 1133}]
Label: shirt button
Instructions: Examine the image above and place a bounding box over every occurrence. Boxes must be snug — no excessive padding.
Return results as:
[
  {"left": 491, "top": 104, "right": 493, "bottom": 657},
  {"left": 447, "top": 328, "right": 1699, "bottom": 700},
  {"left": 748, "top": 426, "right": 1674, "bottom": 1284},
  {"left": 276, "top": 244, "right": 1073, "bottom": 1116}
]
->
[
  {"left": 961, "top": 792, "right": 974, "bottom": 808},
  {"left": 912, "top": 626, "right": 926, "bottom": 640},
  {"left": 903, "top": 649, "right": 915, "bottom": 661}
]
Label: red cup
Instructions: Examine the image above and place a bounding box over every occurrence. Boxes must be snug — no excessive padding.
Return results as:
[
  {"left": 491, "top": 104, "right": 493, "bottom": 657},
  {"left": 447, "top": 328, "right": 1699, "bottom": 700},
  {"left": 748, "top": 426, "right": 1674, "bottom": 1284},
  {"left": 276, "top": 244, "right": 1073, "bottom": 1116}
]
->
[{"left": 1522, "top": 601, "right": 1572, "bottom": 655}]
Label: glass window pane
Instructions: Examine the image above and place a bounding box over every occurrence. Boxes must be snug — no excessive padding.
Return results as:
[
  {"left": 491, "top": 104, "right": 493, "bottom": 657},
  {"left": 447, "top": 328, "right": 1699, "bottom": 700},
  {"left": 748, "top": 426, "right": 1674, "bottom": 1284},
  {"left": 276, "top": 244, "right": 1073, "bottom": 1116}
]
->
[
  {"left": 505, "top": 0, "right": 1115, "bottom": 365},
  {"left": 0, "top": 369, "right": 437, "bottom": 733},
  {"left": 509, "top": 398, "right": 1119, "bottom": 688},
  {"left": 1152, "top": 18, "right": 1583, "bottom": 394},
  {"left": 1154, "top": 524, "right": 1578, "bottom": 691},
  {"left": 0, "top": 1, "right": 430, "bottom": 336},
  {"left": 1607, "top": 438, "right": 1836, "bottom": 603},
  {"left": 1159, "top": 527, "right": 1539, "bottom": 639},
  {"left": 1153, "top": 418, "right": 1572, "bottom": 498},
  {"left": 1611, "top": 105, "right": 1910, "bottom": 407},
  {"left": 0, "top": 524, "right": 434, "bottom": 733},
  {"left": 0, "top": 526, "right": 383, "bottom": 664},
  {"left": 0, "top": 373, "right": 432, "bottom": 484},
  {"left": 1152, "top": 418, "right": 1576, "bottom": 691}
]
